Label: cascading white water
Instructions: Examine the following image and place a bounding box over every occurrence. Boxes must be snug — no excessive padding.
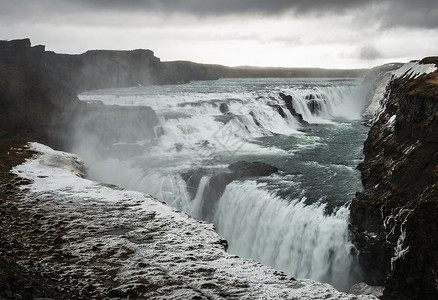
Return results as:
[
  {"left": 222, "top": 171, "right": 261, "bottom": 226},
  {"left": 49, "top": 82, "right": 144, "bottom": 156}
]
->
[
  {"left": 213, "top": 180, "right": 353, "bottom": 291},
  {"left": 76, "top": 78, "right": 369, "bottom": 291}
]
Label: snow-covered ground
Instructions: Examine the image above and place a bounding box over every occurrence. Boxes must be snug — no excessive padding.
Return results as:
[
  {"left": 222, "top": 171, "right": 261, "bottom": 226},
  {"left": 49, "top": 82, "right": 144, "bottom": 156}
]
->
[
  {"left": 11, "top": 142, "right": 377, "bottom": 299},
  {"left": 392, "top": 62, "right": 437, "bottom": 79},
  {"left": 364, "top": 61, "right": 437, "bottom": 125}
]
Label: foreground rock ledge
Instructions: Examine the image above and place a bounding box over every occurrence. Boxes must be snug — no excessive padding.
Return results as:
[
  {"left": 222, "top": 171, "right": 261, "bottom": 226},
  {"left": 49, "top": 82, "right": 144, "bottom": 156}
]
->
[{"left": 2, "top": 142, "right": 375, "bottom": 299}]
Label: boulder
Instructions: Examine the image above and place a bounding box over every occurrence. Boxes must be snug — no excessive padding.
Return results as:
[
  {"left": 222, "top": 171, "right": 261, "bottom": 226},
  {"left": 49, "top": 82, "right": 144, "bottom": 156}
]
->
[
  {"left": 349, "top": 282, "right": 384, "bottom": 297},
  {"left": 304, "top": 94, "right": 316, "bottom": 100},
  {"left": 219, "top": 103, "right": 229, "bottom": 113}
]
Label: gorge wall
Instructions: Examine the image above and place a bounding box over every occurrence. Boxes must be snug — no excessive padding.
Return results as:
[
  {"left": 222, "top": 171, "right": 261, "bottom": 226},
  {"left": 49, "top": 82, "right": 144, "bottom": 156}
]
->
[
  {"left": 2, "top": 38, "right": 438, "bottom": 299},
  {"left": 350, "top": 58, "right": 438, "bottom": 299}
]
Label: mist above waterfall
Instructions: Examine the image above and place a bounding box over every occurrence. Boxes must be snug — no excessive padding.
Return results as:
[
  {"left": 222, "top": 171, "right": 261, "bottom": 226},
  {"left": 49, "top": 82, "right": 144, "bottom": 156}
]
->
[{"left": 72, "top": 77, "right": 369, "bottom": 291}]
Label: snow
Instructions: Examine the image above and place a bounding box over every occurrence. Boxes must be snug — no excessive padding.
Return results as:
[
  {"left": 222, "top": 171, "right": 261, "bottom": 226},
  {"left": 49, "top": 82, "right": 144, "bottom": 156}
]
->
[
  {"left": 390, "top": 223, "right": 410, "bottom": 271},
  {"left": 387, "top": 115, "right": 396, "bottom": 127},
  {"left": 364, "top": 61, "right": 437, "bottom": 126},
  {"left": 11, "top": 142, "right": 377, "bottom": 299},
  {"left": 363, "top": 70, "right": 393, "bottom": 119},
  {"left": 393, "top": 62, "right": 437, "bottom": 79}
]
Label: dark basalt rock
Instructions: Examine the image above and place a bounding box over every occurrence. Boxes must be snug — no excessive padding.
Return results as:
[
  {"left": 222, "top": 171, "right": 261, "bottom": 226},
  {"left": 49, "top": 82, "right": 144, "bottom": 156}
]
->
[
  {"left": 279, "top": 93, "right": 309, "bottom": 125},
  {"left": 219, "top": 102, "right": 229, "bottom": 113},
  {"left": 214, "top": 114, "right": 235, "bottom": 124},
  {"left": 228, "top": 161, "right": 279, "bottom": 176},
  {"left": 307, "top": 99, "right": 323, "bottom": 115},
  {"left": 182, "top": 161, "right": 278, "bottom": 221},
  {"left": 249, "top": 111, "right": 262, "bottom": 127},
  {"left": 276, "top": 106, "right": 287, "bottom": 118},
  {"left": 181, "top": 169, "right": 209, "bottom": 200},
  {"left": 304, "top": 93, "right": 327, "bottom": 115},
  {"left": 210, "top": 161, "right": 278, "bottom": 196},
  {"left": 203, "top": 161, "right": 278, "bottom": 219},
  {"left": 0, "top": 40, "right": 81, "bottom": 148},
  {"left": 304, "top": 94, "right": 316, "bottom": 100},
  {"left": 350, "top": 58, "right": 438, "bottom": 300}
]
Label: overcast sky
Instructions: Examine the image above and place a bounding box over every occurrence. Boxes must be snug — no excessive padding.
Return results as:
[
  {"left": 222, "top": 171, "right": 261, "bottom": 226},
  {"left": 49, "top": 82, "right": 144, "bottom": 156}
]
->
[{"left": 1, "top": 0, "right": 438, "bottom": 68}]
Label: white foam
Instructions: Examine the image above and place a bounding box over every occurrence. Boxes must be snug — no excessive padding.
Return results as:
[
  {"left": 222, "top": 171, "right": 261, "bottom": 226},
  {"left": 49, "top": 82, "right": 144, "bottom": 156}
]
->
[{"left": 214, "top": 180, "right": 354, "bottom": 291}]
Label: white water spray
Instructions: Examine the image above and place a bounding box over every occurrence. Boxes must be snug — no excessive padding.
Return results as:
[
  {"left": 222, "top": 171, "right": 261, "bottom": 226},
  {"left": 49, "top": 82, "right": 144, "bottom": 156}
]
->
[{"left": 214, "top": 181, "right": 354, "bottom": 290}]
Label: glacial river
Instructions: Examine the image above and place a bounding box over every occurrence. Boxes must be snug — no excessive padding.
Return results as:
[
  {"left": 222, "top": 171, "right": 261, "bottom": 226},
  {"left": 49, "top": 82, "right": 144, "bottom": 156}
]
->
[{"left": 77, "top": 78, "right": 369, "bottom": 291}]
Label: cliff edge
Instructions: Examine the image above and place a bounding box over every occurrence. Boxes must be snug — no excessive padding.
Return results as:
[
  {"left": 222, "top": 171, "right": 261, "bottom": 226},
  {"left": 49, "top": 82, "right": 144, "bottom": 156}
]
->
[{"left": 350, "top": 58, "right": 438, "bottom": 299}]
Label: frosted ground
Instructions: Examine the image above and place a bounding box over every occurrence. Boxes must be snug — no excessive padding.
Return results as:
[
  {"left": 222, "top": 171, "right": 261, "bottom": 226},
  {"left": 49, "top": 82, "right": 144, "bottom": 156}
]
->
[{"left": 12, "top": 142, "right": 377, "bottom": 299}]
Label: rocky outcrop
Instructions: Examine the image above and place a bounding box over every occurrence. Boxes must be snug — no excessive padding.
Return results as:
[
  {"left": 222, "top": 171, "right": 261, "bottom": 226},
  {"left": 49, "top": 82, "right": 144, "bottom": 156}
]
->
[
  {"left": 279, "top": 93, "right": 310, "bottom": 125},
  {"left": 70, "top": 102, "right": 159, "bottom": 156},
  {"left": 181, "top": 161, "right": 279, "bottom": 220},
  {"left": 0, "top": 39, "right": 81, "bottom": 148},
  {"left": 349, "top": 58, "right": 438, "bottom": 299},
  {"left": 1, "top": 38, "right": 367, "bottom": 95},
  {"left": 305, "top": 94, "right": 327, "bottom": 115},
  {"left": 44, "top": 49, "right": 164, "bottom": 92},
  {"left": 210, "top": 161, "right": 279, "bottom": 195},
  {"left": 0, "top": 39, "right": 164, "bottom": 153}
]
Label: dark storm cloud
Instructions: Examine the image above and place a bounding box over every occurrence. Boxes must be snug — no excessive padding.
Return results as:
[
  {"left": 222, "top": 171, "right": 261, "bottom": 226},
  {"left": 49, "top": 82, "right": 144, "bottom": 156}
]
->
[
  {"left": 1, "top": 0, "right": 437, "bottom": 29},
  {"left": 76, "top": 0, "right": 363, "bottom": 15},
  {"left": 78, "top": 0, "right": 438, "bottom": 26}
]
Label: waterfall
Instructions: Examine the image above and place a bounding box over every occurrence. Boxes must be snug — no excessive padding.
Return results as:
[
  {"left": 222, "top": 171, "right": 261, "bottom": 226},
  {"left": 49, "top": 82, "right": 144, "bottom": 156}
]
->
[
  {"left": 213, "top": 180, "right": 354, "bottom": 291},
  {"left": 76, "top": 78, "right": 368, "bottom": 291}
]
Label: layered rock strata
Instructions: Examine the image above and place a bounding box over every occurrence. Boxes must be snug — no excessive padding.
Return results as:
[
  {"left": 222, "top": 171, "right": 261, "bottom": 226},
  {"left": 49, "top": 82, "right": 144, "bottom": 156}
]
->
[{"left": 350, "top": 58, "right": 438, "bottom": 299}]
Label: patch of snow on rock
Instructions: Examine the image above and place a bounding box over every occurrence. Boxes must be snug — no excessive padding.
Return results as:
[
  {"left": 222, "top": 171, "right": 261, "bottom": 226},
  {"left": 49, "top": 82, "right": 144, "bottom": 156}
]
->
[{"left": 393, "top": 62, "right": 437, "bottom": 79}]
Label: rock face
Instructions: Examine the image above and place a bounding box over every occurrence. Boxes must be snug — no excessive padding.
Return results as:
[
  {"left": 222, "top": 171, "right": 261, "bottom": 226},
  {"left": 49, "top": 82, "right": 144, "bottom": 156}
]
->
[
  {"left": 349, "top": 58, "right": 438, "bottom": 299},
  {"left": 0, "top": 39, "right": 164, "bottom": 153},
  {"left": 0, "top": 39, "right": 81, "bottom": 148},
  {"left": 0, "top": 38, "right": 367, "bottom": 98},
  {"left": 45, "top": 49, "right": 164, "bottom": 92}
]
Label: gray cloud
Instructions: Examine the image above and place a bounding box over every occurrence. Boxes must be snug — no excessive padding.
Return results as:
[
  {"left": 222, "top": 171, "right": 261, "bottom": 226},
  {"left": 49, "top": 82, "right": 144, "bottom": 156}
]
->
[
  {"left": 2, "top": 0, "right": 437, "bottom": 29},
  {"left": 73, "top": 0, "right": 362, "bottom": 15},
  {"left": 358, "top": 45, "right": 382, "bottom": 60}
]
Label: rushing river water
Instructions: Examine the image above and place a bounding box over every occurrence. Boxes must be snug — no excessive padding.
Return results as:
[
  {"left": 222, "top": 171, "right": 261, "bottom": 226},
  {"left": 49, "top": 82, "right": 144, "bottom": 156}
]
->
[{"left": 77, "top": 78, "right": 369, "bottom": 291}]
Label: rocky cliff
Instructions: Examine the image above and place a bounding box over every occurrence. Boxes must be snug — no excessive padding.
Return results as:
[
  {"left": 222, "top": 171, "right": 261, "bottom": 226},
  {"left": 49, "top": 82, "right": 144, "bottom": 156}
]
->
[
  {"left": 0, "top": 39, "right": 162, "bottom": 150},
  {"left": 2, "top": 38, "right": 366, "bottom": 92},
  {"left": 0, "top": 39, "right": 81, "bottom": 147},
  {"left": 350, "top": 58, "right": 438, "bottom": 299}
]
